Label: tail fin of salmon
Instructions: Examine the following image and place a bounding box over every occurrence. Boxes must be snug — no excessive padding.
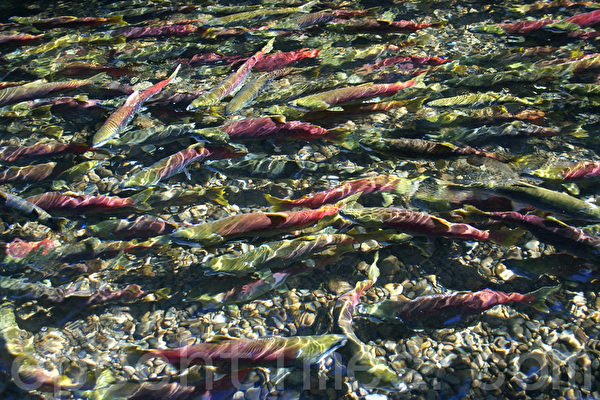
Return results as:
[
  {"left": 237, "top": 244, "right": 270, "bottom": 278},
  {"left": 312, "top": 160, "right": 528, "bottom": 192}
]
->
[
  {"left": 299, "top": 0, "right": 317, "bottom": 12},
  {"left": 411, "top": 71, "right": 428, "bottom": 88},
  {"left": 107, "top": 15, "right": 127, "bottom": 26},
  {"left": 86, "top": 72, "right": 110, "bottom": 85},
  {"left": 264, "top": 193, "right": 295, "bottom": 211},
  {"left": 488, "top": 228, "right": 525, "bottom": 247},
  {"left": 168, "top": 64, "right": 181, "bottom": 81},
  {"left": 404, "top": 96, "right": 427, "bottom": 112},
  {"left": 567, "top": 125, "right": 588, "bottom": 138},
  {"left": 334, "top": 192, "right": 362, "bottom": 209},
  {"left": 124, "top": 345, "right": 146, "bottom": 365},
  {"left": 206, "top": 105, "right": 225, "bottom": 118},
  {"left": 528, "top": 285, "right": 560, "bottom": 313},
  {"left": 205, "top": 186, "right": 228, "bottom": 206},
  {"left": 129, "top": 188, "right": 154, "bottom": 211},
  {"left": 326, "top": 127, "right": 357, "bottom": 149}
]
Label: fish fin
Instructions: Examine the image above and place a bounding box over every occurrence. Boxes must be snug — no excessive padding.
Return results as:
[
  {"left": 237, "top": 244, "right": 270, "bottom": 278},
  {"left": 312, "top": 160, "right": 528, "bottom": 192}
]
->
[
  {"left": 299, "top": 0, "right": 317, "bottom": 12},
  {"left": 544, "top": 215, "right": 570, "bottom": 228},
  {"left": 264, "top": 193, "right": 294, "bottom": 211},
  {"left": 168, "top": 64, "right": 181, "bottom": 81},
  {"left": 107, "top": 15, "right": 127, "bottom": 26},
  {"left": 404, "top": 96, "right": 427, "bottom": 112},
  {"left": 508, "top": 154, "right": 534, "bottom": 169},
  {"left": 334, "top": 192, "right": 362, "bottom": 209},
  {"left": 488, "top": 228, "right": 525, "bottom": 247},
  {"left": 183, "top": 167, "right": 191, "bottom": 181},
  {"left": 429, "top": 215, "right": 451, "bottom": 230},
  {"left": 207, "top": 334, "right": 238, "bottom": 342},
  {"left": 568, "top": 126, "right": 588, "bottom": 138},
  {"left": 528, "top": 285, "right": 560, "bottom": 313},
  {"left": 129, "top": 188, "right": 154, "bottom": 209},
  {"left": 124, "top": 346, "right": 146, "bottom": 365},
  {"left": 206, "top": 105, "right": 225, "bottom": 117},
  {"left": 381, "top": 192, "right": 395, "bottom": 207},
  {"left": 205, "top": 186, "right": 228, "bottom": 205},
  {"left": 261, "top": 37, "right": 276, "bottom": 55},
  {"left": 86, "top": 72, "right": 110, "bottom": 84},
  {"left": 453, "top": 204, "right": 487, "bottom": 218},
  {"left": 326, "top": 127, "right": 356, "bottom": 149},
  {"left": 410, "top": 71, "right": 428, "bottom": 88},
  {"left": 265, "top": 212, "right": 290, "bottom": 225},
  {"left": 271, "top": 114, "right": 286, "bottom": 124}
]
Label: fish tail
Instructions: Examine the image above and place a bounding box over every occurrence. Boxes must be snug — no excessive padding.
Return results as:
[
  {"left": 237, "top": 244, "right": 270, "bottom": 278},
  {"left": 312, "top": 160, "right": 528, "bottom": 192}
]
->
[
  {"left": 404, "top": 97, "right": 427, "bottom": 113},
  {"left": 567, "top": 126, "right": 588, "bottom": 138},
  {"left": 107, "top": 15, "right": 127, "bottom": 26},
  {"left": 129, "top": 188, "right": 154, "bottom": 210},
  {"left": 207, "top": 105, "right": 225, "bottom": 117},
  {"left": 206, "top": 186, "right": 228, "bottom": 206},
  {"left": 410, "top": 71, "right": 428, "bottom": 88},
  {"left": 334, "top": 192, "right": 362, "bottom": 209},
  {"left": 124, "top": 345, "right": 147, "bottom": 365},
  {"left": 326, "top": 127, "right": 357, "bottom": 149},
  {"left": 86, "top": 72, "right": 110, "bottom": 84},
  {"left": 451, "top": 205, "right": 488, "bottom": 222},
  {"left": 528, "top": 285, "right": 560, "bottom": 313},
  {"left": 169, "top": 64, "right": 181, "bottom": 81},
  {"left": 264, "top": 193, "right": 295, "bottom": 211},
  {"left": 299, "top": 0, "right": 317, "bottom": 12},
  {"left": 508, "top": 154, "right": 534, "bottom": 168},
  {"left": 488, "top": 228, "right": 525, "bottom": 246}
]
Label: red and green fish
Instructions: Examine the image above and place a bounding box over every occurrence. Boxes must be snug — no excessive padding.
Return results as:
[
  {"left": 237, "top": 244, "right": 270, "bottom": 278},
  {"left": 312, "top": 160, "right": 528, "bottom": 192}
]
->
[
  {"left": 361, "top": 137, "right": 503, "bottom": 161},
  {"left": 187, "top": 38, "right": 274, "bottom": 109},
  {"left": 0, "top": 141, "right": 91, "bottom": 163},
  {"left": 359, "top": 286, "right": 558, "bottom": 322},
  {"left": 0, "top": 74, "right": 106, "bottom": 107},
  {"left": 0, "top": 33, "right": 43, "bottom": 46},
  {"left": 265, "top": 174, "right": 420, "bottom": 211},
  {"left": 128, "top": 334, "right": 346, "bottom": 368},
  {"left": 86, "top": 215, "right": 178, "bottom": 240},
  {"left": 92, "top": 65, "right": 180, "bottom": 147},
  {"left": 120, "top": 143, "right": 211, "bottom": 189},
  {"left": 172, "top": 195, "right": 357, "bottom": 246},
  {"left": 115, "top": 24, "right": 205, "bottom": 39},
  {"left": 220, "top": 115, "right": 347, "bottom": 143},
  {"left": 333, "top": 19, "right": 443, "bottom": 33},
  {"left": 26, "top": 192, "right": 138, "bottom": 213},
  {"left": 0, "top": 162, "right": 56, "bottom": 183},
  {"left": 340, "top": 206, "right": 519, "bottom": 245},
  {"left": 531, "top": 161, "right": 600, "bottom": 181},
  {"left": 291, "top": 73, "right": 425, "bottom": 110},
  {"left": 247, "top": 48, "right": 320, "bottom": 72},
  {"left": 455, "top": 206, "right": 600, "bottom": 261}
]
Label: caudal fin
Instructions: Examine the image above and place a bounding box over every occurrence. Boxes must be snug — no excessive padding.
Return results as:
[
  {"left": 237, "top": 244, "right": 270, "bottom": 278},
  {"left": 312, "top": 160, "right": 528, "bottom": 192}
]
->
[
  {"left": 326, "top": 127, "right": 358, "bottom": 149},
  {"left": 264, "top": 193, "right": 295, "bottom": 211},
  {"left": 528, "top": 285, "right": 560, "bottom": 313},
  {"left": 129, "top": 188, "right": 154, "bottom": 210},
  {"left": 206, "top": 186, "right": 228, "bottom": 206},
  {"left": 334, "top": 192, "right": 362, "bottom": 209},
  {"left": 107, "top": 15, "right": 126, "bottom": 26},
  {"left": 488, "top": 228, "right": 525, "bottom": 247}
]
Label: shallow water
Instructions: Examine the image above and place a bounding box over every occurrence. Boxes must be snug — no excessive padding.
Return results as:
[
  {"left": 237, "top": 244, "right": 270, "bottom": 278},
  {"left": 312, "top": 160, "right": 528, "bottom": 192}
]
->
[{"left": 0, "top": 1, "right": 599, "bottom": 399}]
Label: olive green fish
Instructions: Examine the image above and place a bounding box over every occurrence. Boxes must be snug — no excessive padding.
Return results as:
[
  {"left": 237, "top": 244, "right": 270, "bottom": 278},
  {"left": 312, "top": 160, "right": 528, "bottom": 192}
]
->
[
  {"left": 225, "top": 67, "right": 293, "bottom": 115},
  {"left": 92, "top": 65, "right": 180, "bottom": 147},
  {"left": 187, "top": 39, "right": 274, "bottom": 109}
]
